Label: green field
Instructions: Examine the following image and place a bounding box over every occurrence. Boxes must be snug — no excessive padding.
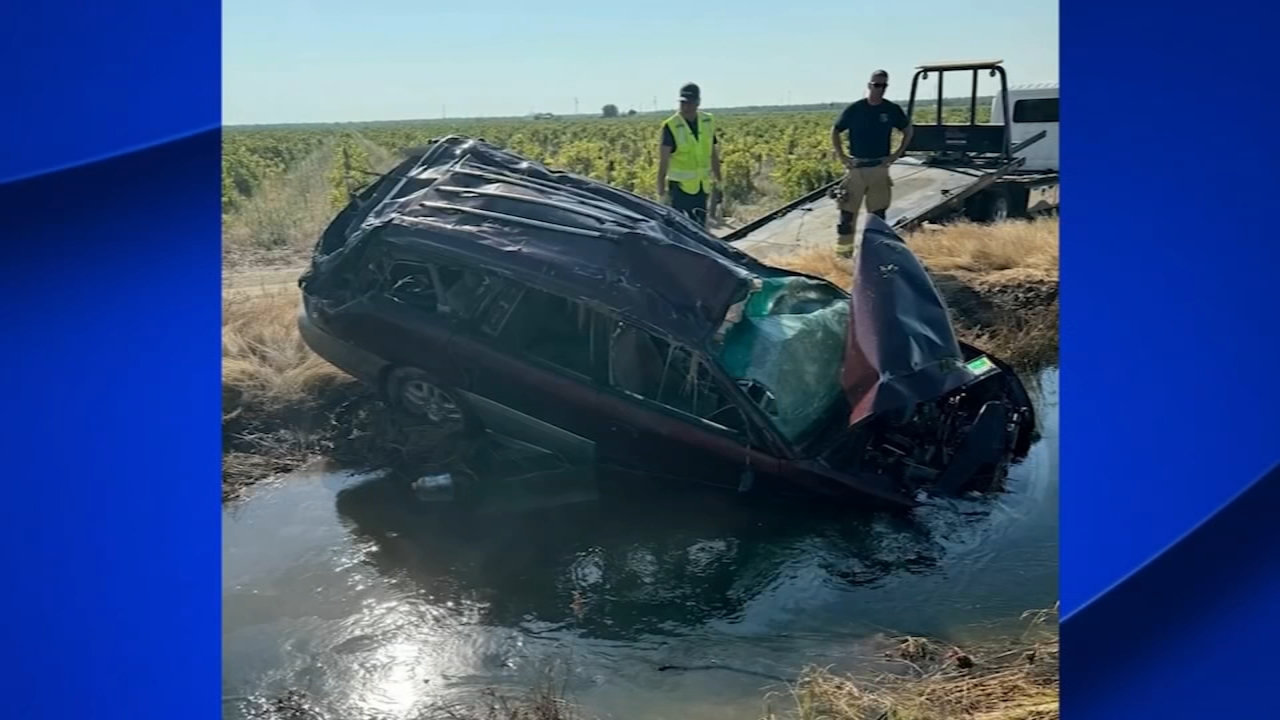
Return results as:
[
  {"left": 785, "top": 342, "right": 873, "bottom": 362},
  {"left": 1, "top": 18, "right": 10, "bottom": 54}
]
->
[{"left": 222, "top": 103, "right": 993, "bottom": 219}]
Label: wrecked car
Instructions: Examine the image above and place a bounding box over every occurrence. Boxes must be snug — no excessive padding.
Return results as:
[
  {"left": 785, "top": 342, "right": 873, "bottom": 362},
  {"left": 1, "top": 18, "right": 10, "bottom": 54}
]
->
[{"left": 297, "top": 136, "right": 1036, "bottom": 509}]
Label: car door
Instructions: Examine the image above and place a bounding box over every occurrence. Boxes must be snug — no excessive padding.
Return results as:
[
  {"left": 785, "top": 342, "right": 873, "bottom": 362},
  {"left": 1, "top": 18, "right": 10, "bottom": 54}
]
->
[
  {"left": 594, "top": 319, "right": 780, "bottom": 492},
  {"left": 327, "top": 258, "right": 468, "bottom": 391},
  {"left": 445, "top": 276, "right": 607, "bottom": 462}
]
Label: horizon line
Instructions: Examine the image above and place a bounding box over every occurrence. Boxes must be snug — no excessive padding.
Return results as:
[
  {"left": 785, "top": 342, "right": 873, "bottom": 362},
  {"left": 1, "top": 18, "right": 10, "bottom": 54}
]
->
[{"left": 224, "top": 94, "right": 1008, "bottom": 129}]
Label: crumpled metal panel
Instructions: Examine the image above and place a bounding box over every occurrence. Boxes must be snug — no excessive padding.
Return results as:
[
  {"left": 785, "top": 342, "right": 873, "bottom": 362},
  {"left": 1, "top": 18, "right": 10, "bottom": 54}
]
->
[
  {"left": 301, "top": 135, "right": 768, "bottom": 347},
  {"left": 841, "top": 216, "right": 973, "bottom": 427}
]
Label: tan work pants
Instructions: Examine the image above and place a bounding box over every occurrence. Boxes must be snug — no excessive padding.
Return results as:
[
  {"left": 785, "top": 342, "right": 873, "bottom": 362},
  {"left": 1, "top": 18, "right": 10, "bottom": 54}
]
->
[{"left": 835, "top": 162, "right": 893, "bottom": 256}]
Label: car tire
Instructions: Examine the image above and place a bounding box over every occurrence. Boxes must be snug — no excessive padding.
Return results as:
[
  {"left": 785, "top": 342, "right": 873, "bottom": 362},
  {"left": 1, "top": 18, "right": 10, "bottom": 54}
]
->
[{"left": 384, "top": 367, "right": 481, "bottom": 434}]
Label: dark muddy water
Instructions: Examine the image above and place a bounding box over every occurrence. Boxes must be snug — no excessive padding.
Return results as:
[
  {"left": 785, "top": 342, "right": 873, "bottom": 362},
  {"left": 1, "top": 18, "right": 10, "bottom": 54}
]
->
[{"left": 223, "top": 369, "right": 1058, "bottom": 720}]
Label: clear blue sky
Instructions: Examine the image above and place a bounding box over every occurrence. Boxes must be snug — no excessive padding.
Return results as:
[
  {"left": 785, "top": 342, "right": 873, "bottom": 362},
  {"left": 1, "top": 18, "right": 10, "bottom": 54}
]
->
[{"left": 223, "top": 0, "right": 1058, "bottom": 125}]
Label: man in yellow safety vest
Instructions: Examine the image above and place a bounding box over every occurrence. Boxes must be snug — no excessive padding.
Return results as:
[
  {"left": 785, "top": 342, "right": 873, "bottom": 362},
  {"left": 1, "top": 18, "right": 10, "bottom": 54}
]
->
[{"left": 657, "top": 83, "right": 721, "bottom": 227}]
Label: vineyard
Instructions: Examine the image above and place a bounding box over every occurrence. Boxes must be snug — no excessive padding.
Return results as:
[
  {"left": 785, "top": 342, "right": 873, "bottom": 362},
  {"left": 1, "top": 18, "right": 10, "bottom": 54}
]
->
[{"left": 222, "top": 104, "right": 992, "bottom": 269}]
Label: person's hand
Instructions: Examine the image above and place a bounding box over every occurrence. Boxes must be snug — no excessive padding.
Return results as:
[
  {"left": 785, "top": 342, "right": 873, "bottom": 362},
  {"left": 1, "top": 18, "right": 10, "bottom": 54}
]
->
[{"left": 840, "top": 156, "right": 856, "bottom": 170}]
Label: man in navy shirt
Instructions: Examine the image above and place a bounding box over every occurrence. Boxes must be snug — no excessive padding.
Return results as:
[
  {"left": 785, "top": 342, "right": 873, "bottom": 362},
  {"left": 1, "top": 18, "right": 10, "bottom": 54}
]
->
[{"left": 830, "top": 69, "right": 914, "bottom": 256}]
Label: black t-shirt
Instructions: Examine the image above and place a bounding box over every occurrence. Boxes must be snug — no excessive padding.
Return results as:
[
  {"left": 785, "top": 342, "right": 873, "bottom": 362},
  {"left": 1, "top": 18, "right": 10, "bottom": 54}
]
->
[
  {"left": 834, "top": 99, "right": 909, "bottom": 159},
  {"left": 660, "top": 116, "right": 719, "bottom": 150}
]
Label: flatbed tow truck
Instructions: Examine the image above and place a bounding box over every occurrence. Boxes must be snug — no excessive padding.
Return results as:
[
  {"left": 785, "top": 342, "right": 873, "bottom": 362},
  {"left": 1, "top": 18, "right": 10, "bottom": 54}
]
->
[{"left": 724, "top": 60, "right": 1059, "bottom": 259}]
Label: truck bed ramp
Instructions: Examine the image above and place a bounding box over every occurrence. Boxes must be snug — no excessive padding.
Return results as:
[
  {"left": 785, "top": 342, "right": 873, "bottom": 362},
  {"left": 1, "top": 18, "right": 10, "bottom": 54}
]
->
[{"left": 724, "top": 157, "right": 1005, "bottom": 260}]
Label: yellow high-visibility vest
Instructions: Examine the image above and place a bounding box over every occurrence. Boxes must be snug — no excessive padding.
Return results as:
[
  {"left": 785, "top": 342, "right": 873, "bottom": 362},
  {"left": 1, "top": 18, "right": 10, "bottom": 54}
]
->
[{"left": 663, "top": 111, "right": 715, "bottom": 194}]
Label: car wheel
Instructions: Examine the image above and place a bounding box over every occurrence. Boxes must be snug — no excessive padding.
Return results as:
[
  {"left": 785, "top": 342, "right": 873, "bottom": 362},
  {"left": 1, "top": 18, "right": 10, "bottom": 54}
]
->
[{"left": 385, "top": 367, "right": 472, "bottom": 430}]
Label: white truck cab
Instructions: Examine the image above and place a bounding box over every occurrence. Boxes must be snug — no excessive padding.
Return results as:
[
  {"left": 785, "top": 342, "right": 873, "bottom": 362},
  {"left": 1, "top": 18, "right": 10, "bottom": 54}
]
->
[
  {"left": 991, "top": 83, "right": 1059, "bottom": 172},
  {"left": 975, "top": 81, "right": 1059, "bottom": 219}
]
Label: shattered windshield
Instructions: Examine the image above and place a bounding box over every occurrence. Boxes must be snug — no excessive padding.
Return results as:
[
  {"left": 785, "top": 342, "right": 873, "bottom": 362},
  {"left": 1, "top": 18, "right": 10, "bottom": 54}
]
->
[{"left": 717, "top": 275, "right": 849, "bottom": 443}]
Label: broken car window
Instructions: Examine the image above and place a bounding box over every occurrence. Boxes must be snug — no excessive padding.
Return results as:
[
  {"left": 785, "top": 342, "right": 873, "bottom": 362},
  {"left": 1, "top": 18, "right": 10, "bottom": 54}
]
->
[
  {"left": 609, "top": 323, "right": 747, "bottom": 436},
  {"left": 478, "top": 280, "right": 527, "bottom": 337},
  {"left": 386, "top": 263, "right": 441, "bottom": 312},
  {"left": 718, "top": 276, "right": 849, "bottom": 442},
  {"left": 385, "top": 262, "right": 490, "bottom": 320},
  {"left": 483, "top": 282, "right": 599, "bottom": 379}
]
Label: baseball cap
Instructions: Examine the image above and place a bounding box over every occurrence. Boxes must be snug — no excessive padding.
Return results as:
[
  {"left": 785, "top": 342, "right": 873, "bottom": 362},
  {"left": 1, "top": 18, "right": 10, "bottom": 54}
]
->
[{"left": 679, "top": 83, "right": 700, "bottom": 103}]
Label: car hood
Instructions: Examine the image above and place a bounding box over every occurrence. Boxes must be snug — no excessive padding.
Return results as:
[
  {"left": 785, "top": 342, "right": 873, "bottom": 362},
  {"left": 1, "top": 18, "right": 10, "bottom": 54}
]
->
[{"left": 841, "top": 217, "right": 973, "bottom": 427}]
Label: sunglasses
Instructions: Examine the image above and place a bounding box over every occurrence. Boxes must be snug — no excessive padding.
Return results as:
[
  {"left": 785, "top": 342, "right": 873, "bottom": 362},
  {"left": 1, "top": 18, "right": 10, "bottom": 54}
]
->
[{"left": 869, "top": 82, "right": 888, "bottom": 89}]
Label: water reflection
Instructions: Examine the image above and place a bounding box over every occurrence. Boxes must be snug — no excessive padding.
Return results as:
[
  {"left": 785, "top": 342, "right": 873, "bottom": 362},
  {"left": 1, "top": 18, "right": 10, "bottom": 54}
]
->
[
  {"left": 224, "top": 369, "right": 1058, "bottom": 720},
  {"left": 333, "top": 462, "right": 987, "bottom": 643}
]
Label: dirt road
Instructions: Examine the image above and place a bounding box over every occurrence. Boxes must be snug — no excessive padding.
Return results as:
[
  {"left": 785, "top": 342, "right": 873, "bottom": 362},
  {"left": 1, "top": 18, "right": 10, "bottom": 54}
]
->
[{"left": 223, "top": 267, "right": 305, "bottom": 297}]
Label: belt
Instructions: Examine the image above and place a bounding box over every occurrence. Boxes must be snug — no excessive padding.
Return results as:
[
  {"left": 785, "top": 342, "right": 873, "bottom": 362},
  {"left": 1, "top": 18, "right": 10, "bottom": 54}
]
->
[{"left": 852, "top": 158, "right": 886, "bottom": 168}]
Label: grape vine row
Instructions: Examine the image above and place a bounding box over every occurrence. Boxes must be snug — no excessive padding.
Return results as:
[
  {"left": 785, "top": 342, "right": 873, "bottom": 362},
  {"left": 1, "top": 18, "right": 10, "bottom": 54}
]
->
[{"left": 224, "top": 104, "right": 992, "bottom": 218}]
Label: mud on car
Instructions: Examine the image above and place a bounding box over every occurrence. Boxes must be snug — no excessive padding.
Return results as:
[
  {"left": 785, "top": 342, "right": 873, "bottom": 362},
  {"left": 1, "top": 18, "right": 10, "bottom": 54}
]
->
[{"left": 298, "top": 136, "right": 1036, "bottom": 509}]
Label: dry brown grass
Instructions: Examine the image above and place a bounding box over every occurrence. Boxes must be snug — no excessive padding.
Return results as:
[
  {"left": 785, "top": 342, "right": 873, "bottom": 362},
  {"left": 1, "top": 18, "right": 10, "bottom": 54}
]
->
[
  {"left": 222, "top": 290, "right": 349, "bottom": 415},
  {"left": 221, "top": 289, "right": 466, "bottom": 500},
  {"left": 768, "top": 607, "right": 1060, "bottom": 720},
  {"left": 770, "top": 218, "right": 1060, "bottom": 372},
  {"left": 908, "top": 218, "right": 1059, "bottom": 277},
  {"left": 221, "top": 290, "right": 361, "bottom": 499},
  {"left": 767, "top": 217, "right": 1056, "bottom": 287}
]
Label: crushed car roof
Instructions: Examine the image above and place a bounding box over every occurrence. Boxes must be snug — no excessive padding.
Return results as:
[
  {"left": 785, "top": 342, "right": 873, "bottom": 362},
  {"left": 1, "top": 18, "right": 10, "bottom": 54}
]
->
[{"left": 302, "top": 135, "right": 789, "bottom": 345}]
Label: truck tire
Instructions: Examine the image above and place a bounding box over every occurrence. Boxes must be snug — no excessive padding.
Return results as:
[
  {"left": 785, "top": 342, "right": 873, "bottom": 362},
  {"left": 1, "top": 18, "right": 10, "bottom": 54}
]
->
[
  {"left": 965, "top": 186, "right": 1028, "bottom": 223},
  {"left": 965, "top": 188, "right": 1008, "bottom": 223},
  {"left": 967, "top": 185, "right": 1008, "bottom": 220}
]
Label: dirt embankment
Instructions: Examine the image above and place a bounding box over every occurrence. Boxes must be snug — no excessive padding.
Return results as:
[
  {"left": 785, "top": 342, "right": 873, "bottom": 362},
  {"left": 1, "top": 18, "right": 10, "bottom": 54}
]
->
[{"left": 222, "top": 218, "right": 1059, "bottom": 501}]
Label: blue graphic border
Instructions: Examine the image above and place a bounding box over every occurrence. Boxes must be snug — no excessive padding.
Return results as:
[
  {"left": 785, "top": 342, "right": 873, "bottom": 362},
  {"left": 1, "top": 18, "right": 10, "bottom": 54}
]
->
[{"left": 2, "top": 0, "right": 1278, "bottom": 717}]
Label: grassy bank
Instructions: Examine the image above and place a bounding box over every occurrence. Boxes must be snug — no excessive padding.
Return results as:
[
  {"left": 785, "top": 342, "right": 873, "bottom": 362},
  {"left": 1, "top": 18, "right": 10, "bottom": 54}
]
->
[
  {"left": 221, "top": 217, "right": 1058, "bottom": 500},
  {"left": 222, "top": 290, "right": 468, "bottom": 500},
  {"left": 771, "top": 608, "right": 1060, "bottom": 720},
  {"left": 221, "top": 291, "right": 354, "bottom": 499}
]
